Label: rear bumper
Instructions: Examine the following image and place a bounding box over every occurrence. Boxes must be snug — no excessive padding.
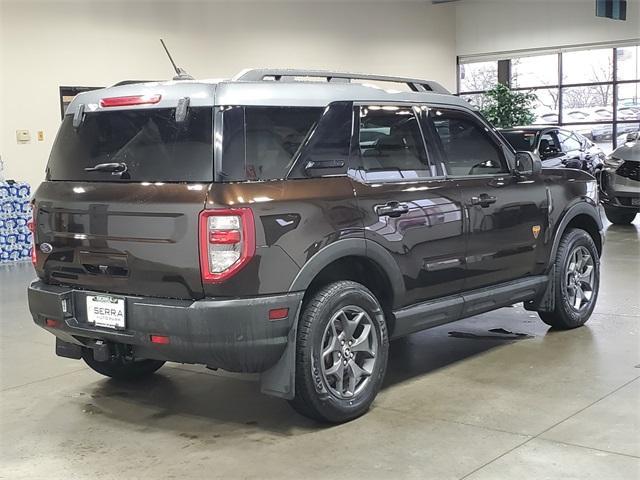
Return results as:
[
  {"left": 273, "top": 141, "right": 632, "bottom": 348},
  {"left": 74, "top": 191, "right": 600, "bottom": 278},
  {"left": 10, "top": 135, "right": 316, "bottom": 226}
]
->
[{"left": 28, "top": 281, "right": 303, "bottom": 373}]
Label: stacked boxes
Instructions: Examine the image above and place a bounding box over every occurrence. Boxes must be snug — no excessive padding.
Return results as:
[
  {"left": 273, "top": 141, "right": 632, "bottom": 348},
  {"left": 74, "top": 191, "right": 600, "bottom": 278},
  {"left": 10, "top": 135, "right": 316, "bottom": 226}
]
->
[{"left": 0, "top": 181, "right": 33, "bottom": 263}]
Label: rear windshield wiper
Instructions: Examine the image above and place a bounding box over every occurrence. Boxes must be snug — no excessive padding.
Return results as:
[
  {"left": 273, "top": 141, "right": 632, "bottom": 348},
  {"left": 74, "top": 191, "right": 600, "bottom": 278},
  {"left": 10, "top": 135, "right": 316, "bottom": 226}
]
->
[{"left": 84, "top": 162, "right": 128, "bottom": 174}]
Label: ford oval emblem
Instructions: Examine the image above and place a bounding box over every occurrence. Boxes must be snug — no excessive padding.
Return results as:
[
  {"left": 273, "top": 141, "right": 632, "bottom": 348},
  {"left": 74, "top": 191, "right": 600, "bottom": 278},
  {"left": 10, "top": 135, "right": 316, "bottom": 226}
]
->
[{"left": 40, "top": 243, "right": 53, "bottom": 254}]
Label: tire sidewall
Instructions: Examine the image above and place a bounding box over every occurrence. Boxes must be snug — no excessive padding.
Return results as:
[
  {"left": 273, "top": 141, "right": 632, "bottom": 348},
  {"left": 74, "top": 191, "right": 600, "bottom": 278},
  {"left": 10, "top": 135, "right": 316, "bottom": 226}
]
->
[{"left": 304, "top": 283, "right": 388, "bottom": 422}]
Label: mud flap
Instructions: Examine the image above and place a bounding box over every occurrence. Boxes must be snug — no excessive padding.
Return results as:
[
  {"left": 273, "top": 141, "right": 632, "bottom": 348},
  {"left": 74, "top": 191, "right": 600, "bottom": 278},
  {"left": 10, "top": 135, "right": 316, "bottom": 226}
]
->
[
  {"left": 55, "top": 338, "right": 82, "bottom": 359},
  {"left": 524, "top": 265, "right": 556, "bottom": 312},
  {"left": 259, "top": 301, "right": 302, "bottom": 400}
]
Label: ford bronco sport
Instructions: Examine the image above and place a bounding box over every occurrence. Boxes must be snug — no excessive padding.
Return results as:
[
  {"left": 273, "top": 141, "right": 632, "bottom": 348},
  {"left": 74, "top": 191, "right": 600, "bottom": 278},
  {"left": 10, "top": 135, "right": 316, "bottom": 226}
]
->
[{"left": 28, "top": 69, "right": 604, "bottom": 423}]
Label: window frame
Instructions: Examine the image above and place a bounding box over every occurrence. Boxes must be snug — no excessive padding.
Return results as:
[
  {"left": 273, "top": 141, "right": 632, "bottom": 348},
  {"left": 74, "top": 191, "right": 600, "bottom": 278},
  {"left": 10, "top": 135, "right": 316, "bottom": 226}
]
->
[
  {"left": 350, "top": 102, "right": 439, "bottom": 184},
  {"left": 457, "top": 43, "right": 640, "bottom": 151},
  {"left": 424, "top": 104, "right": 514, "bottom": 179},
  {"left": 538, "top": 129, "right": 563, "bottom": 158}
]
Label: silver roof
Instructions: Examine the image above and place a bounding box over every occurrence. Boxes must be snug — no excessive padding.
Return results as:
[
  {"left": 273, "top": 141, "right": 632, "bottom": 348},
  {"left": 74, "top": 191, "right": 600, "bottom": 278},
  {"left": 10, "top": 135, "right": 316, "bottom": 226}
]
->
[{"left": 65, "top": 69, "right": 472, "bottom": 115}]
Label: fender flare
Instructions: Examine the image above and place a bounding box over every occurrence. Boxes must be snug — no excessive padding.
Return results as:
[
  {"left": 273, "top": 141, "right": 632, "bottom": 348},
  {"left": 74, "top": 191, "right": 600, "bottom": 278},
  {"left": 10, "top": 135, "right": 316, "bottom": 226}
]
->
[
  {"left": 526, "top": 201, "right": 603, "bottom": 314},
  {"left": 288, "top": 237, "right": 404, "bottom": 304},
  {"left": 548, "top": 201, "right": 603, "bottom": 268},
  {"left": 261, "top": 238, "right": 404, "bottom": 400}
]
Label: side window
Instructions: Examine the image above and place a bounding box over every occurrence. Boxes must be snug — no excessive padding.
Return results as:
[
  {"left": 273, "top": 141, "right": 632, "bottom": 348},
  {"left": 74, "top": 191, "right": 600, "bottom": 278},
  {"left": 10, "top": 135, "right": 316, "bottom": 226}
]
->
[
  {"left": 557, "top": 131, "right": 582, "bottom": 152},
  {"left": 429, "top": 108, "right": 508, "bottom": 176},
  {"left": 289, "top": 102, "right": 353, "bottom": 178},
  {"left": 539, "top": 131, "right": 561, "bottom": 157},
  {"left": 357, "top": 105, "right": 432, "bottom": 181},
  {"left": 220, "top": 106, "right": 322, "bottom": 181}
]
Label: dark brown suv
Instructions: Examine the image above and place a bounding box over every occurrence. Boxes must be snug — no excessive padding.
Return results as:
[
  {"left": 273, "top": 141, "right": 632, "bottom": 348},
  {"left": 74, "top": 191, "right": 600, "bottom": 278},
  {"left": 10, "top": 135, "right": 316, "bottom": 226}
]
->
[{"left": 28, "top": 69, "right": 604, "bottom": 423}]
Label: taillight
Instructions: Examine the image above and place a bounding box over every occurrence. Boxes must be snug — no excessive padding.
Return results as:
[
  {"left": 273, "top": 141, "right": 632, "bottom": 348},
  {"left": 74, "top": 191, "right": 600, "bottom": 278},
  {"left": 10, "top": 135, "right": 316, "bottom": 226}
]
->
[
  {"left": 199, "top": 209, "right": 255, "bottom": 283},
  {"left": 100, "top": 94, "right": 161, "bottom": 108},
  {"left": 27, "top": 215, "right": 36, "bottom": 267}
]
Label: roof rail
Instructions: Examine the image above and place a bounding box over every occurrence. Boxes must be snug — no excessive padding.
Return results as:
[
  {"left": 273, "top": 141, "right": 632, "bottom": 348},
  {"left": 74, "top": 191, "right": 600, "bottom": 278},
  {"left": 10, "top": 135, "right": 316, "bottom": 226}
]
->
[{"left": 233, "top": 69, "right": 450, "bottom": 94}]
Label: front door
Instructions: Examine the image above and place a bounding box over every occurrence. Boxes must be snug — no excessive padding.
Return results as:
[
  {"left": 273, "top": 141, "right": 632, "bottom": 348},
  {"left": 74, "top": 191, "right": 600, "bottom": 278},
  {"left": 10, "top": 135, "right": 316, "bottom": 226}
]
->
[
  {"left": 538, "top": 129, "right": 565, "bottom": 168},
  {"left": 350, "top": 104, "right": 465, "bottom": 309},
  {"left": 427, "top": 106, "right": 547, "bottom": 291}
]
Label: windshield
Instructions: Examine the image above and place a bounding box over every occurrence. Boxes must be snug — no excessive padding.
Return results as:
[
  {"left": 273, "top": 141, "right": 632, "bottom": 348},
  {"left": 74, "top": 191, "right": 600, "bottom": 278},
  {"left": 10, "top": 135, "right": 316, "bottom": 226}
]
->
[
  {"left": 501, "top": 131, "right": 538, "bottom": 152},
  {"left": 47, "top": 107, "right": 213, "bottom": 182}
]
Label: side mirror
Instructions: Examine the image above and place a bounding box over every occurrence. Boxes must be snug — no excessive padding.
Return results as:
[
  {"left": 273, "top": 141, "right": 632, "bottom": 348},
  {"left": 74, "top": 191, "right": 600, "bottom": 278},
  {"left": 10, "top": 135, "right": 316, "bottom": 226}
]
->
[{"left": 515, "top": 151, "right": 542, "bottom": 176}]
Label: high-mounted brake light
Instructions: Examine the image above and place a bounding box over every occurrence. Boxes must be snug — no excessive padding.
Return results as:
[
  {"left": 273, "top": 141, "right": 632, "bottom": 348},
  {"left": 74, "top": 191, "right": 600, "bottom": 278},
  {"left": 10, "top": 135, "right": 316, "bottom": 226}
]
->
[
  {"left": 100, "top": 94, "right": 162, "bottom": 108},
  {"left": 199, "top": 208, "right": 255, "bottom": 283}
]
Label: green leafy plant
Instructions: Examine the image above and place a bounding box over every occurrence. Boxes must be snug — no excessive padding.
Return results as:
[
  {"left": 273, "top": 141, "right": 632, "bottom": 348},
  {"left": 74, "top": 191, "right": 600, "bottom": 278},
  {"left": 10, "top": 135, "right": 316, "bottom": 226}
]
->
[{"left": 480, "top": 84, "right": 537, "bottom": 128}]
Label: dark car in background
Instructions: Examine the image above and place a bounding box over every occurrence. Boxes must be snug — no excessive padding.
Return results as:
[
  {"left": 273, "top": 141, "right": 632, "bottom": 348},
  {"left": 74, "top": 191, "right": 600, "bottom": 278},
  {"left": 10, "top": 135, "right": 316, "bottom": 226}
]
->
[{"left": 501, "top": 127, "right": 605, "bottom": 175}]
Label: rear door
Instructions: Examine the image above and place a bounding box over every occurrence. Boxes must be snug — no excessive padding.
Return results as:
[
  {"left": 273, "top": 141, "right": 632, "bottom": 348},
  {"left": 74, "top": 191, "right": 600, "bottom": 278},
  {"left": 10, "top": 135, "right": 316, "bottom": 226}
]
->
[
  {"left": 350, "top": 104, "right": 465, "bottom": 308},
  {"left": 427, "top": 106, "right": 546, "bottom": 291},
  {"left": 34, "top": 105, "right": 214, "bottom": 299}
]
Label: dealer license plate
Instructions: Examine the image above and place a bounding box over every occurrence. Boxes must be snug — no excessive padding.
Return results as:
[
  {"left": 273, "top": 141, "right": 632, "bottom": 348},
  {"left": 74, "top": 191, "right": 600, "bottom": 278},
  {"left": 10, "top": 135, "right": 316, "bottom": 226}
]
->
[
  {"left": 86, "top": 295, "right": 126, "bottom": 329},
  {"left": 631, "top": 198, "right": 640, "bottom": 207}
]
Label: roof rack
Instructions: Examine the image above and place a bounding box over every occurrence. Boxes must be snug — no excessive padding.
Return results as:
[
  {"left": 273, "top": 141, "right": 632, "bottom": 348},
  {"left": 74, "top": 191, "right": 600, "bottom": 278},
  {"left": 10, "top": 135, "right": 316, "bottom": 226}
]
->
[{"left": 233, "top": 69, "right": 450, "bottom": 94}]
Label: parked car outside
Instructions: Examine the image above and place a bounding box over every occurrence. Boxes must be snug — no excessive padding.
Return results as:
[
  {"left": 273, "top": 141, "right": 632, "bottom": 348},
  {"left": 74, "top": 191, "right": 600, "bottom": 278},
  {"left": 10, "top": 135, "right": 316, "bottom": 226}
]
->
[
  {"left": 500, "top": 126, "right": 605, "bottom": 175},
  {"left": 599, "top": 133, "right": 640, "bottom": 224},
  {"left": 28, "top": 69, "right": 603, "bottom": 423}
]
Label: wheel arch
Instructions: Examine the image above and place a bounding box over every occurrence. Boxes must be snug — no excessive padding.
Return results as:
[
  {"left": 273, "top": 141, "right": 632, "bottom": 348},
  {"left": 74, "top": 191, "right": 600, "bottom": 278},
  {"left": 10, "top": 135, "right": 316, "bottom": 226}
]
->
[
  {"left": 550, "top": 202, "right": 603, "bottom": 266},
  {"left": 289, "top": 238, "right": 403, "bottom": 310},
  {"left": 261, "top": 238, "right": 402, "bottom": 400}
]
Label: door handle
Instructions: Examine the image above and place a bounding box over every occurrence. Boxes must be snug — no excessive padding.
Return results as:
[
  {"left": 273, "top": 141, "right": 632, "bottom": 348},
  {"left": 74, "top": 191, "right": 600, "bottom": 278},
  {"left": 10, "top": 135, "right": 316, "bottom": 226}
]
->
[
  {"left": 469, "top": 194, "right": 497, "bottom": 208},
  {"left": 375, "top": 201, "right": 410, "bottom": 218}
]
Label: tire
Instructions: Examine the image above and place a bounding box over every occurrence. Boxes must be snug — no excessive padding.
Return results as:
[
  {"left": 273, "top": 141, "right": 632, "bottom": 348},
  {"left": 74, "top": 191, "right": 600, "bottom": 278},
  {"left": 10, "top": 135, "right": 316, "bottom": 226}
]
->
[
  {"left": 289, "top": 281, "right": 389, "bottom": 423},
  {"left": 82, "top": 349, "right": 165, "bottom": 380},
  {"left": 539, "top": 228, "right": 599, "bottom": 329},
  {"left": 604, "top": 206, "right": 637, "bottom": 225}
]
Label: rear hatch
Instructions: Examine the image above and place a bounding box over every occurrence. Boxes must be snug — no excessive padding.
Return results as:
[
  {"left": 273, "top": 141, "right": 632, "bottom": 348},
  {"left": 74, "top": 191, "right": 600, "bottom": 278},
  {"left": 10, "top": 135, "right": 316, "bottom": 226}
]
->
[{"left": 34, "top": 88, "right": 215, "bottom": 299}]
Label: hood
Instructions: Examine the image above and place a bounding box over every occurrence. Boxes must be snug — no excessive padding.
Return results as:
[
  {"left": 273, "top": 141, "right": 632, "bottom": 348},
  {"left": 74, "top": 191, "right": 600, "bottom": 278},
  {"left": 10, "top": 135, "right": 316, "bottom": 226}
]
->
[{"left": 610, "top": 142, "right": 640, "bottom": 163}]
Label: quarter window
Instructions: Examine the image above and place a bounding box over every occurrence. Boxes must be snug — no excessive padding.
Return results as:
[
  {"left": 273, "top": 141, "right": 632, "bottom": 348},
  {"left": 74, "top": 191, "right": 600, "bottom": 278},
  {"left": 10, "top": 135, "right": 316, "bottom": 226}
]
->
[
  {"left": 430, "top": 109, "right": 508, "bottom": 176},
  {"left": 357, "top": 105, "right": 432, "bottom": 180},
  {"left": 220, "top": 106, "right": 322, "bottom": 181}
]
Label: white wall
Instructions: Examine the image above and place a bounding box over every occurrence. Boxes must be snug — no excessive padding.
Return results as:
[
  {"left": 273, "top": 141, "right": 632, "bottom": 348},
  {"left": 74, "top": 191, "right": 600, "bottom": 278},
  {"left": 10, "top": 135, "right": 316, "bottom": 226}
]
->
[
  {"left": 0, "top": 0, "right": 457, "bottom": 189},
  {"left": 456, "top": 0, "right": 640, "bottom": 57}
]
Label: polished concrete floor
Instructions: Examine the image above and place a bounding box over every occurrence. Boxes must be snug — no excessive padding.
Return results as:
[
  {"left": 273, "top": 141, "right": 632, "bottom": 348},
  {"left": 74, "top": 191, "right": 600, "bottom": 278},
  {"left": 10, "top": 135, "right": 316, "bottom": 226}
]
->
[{"left": 1, "top": 216, "right": 639, "bottom": 479}]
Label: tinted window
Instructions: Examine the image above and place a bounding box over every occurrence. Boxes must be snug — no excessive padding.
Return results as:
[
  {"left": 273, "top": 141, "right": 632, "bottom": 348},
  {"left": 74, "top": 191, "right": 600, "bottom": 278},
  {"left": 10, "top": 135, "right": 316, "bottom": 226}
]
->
[
  {"left": 289, "top": 102, "right": 352, "bottom": 178},
  {"left": 48, "top": 107, "right": 213, "bottom": 182},
  {"left": 245, "top": 107, "right": 321, "bottom": 180},
  {"left": 358, "top": 105, "right": 431, "bottom": 180},
  {"left": 220, "top": 105, "right": 350, "bottom": 181},
  {"left": 558, "top": 131, "right": 582, "bottom": 152},
  {"left": 539, "top": 131, "right": 561, "bottom": 156},
  {"left": 430, "top": 109, "right": 507, "bottom": 176},
  {"left": 501, "top": 130, "right": 538, "bottom": 151}
]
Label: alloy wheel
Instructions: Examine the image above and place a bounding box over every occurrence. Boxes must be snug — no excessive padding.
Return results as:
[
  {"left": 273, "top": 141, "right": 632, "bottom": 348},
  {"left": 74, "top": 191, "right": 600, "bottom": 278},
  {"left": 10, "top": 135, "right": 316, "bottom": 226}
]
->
[
  {"left": 319, "top": 305, "right": 378, "bottom": 399},
  {"left": 565, "top": 246, "right": 595, "bottom": 311}
]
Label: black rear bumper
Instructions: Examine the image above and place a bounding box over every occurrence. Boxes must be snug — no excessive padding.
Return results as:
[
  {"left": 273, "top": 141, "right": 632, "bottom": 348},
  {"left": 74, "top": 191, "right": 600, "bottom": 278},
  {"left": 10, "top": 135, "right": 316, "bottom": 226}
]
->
[{"left": 28, "top": 281, "right": 303, "bottom": 373}]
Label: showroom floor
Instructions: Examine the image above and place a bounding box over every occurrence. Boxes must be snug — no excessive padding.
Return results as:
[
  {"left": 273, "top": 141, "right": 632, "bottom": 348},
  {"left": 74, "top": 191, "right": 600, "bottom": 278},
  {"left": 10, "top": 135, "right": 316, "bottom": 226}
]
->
[{"left": 1, "top": 217, "right": 639, "bottom": 480}]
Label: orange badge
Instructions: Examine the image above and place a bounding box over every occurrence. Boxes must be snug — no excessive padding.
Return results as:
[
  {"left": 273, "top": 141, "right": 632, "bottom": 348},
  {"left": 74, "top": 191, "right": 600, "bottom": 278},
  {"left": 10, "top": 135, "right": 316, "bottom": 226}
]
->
[{"left": 532, "top": 225, "right": 541, "bottom": 239}]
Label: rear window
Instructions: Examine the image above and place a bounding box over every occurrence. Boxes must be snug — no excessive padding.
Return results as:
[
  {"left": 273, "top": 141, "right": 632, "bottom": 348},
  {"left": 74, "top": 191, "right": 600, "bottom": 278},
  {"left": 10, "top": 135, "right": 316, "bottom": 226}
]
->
[
  {"left": 501, "top": 131, "right": 538, "bottom": 151},
  {"left": 47, "top": 107, "right": 213, "bottom": 182}
]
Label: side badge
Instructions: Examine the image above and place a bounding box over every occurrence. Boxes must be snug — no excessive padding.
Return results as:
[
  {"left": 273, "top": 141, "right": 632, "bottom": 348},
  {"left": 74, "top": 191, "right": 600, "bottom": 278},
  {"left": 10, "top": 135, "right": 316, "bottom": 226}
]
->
[
  {"left": 40, "top": 243, "right": 53, "bottom": 254},
  {"left": 532, "top": 225, "right": 541, "bottom": 239}
]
